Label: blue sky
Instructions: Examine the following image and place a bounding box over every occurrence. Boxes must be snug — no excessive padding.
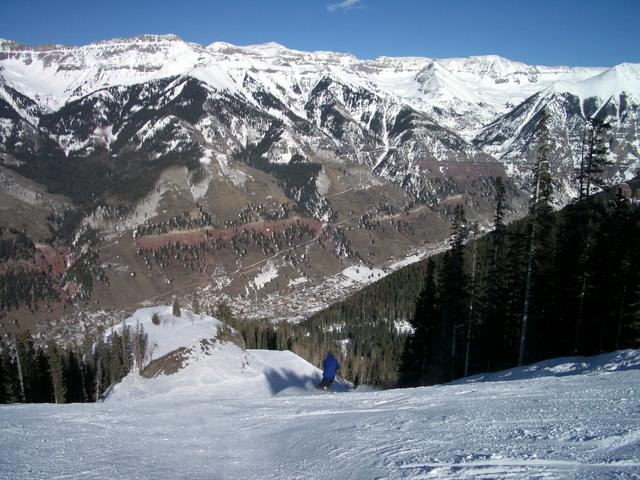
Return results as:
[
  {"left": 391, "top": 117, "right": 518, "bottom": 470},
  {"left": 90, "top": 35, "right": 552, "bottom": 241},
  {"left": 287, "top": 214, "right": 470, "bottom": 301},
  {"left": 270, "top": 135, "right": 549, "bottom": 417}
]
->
[{"left": 1, "top": 0, "right": 638, "bottom": 67}]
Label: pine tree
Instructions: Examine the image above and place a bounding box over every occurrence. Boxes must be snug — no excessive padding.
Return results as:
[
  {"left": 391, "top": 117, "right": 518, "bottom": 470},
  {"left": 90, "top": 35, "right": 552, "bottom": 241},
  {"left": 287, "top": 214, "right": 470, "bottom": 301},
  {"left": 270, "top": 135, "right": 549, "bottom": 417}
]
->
[
  {"left": 0, "top": 343, "right": 21, "bottom": 403},
  {"left": 629, "top": 282, "right": 640, "bottom": 345},
  {"left": 132, "top": 322, "right": 148, "bottom": 372},
  {"left": 33, "top": 347, "right": 53, "bottom": 403},
  {"left": 439, "top": 204, "right": 469, "bottom": 380},
  {"left": 519, "top": 108, "right": 554, "bottom": 366},
  {"left": 47, "top": 342, "right": 67, "bottom": 404},
  {"left": 0, "top": 345, "right": 7, "bottom": 404},
  {"left": 590, "top": 191, "right": 640, "bottom": 352},
  {"left": 578, "top": 118, "right": 612, "bottom": 199},
  {"left": 64, "top": 348, "right": 85, "bottom": 403},
  {"left": 463, "top": 223, "right": 481, "bottom": 377},
  {"left": 120, "top": 323, "right": 132, "bottom": 375},
  {"left": 14, "top": 331, "right": 37, "bottom": 402},
  {"left": 397, "top": 258, "right": 437, "bottom": 387},
  {"left": 79, "top": 330, "right": 97, "bottom": 403},
  {"left": 94, "top": 333, "right": 108, "bottom": 401},
  {"left": 172, "top": 298, "right": 181, "bottom": 317},
  {"left": 481, "top": 177, "right": 511, "bottom": 370}
]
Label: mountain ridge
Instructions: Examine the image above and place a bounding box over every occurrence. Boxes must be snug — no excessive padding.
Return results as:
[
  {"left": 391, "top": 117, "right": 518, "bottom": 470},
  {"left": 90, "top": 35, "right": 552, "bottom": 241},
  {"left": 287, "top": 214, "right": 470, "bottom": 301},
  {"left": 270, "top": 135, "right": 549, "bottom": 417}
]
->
[{"left": 0, "top": 34, "right": 638, "bottom": 338}]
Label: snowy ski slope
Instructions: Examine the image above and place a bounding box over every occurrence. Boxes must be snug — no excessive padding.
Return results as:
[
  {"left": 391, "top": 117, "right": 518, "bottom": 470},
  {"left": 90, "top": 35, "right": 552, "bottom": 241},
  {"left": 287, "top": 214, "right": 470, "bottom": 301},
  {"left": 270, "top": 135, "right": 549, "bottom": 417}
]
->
[{"left": 1, "top": 337, "right": 639, "bottom": 479}]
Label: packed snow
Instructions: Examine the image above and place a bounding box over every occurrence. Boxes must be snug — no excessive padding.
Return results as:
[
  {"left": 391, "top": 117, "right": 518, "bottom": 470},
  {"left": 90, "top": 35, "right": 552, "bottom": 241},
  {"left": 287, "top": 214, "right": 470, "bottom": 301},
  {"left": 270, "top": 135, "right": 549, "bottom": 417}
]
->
[{"left": 1, "top": 306, "right": 639, "bottom": 479}]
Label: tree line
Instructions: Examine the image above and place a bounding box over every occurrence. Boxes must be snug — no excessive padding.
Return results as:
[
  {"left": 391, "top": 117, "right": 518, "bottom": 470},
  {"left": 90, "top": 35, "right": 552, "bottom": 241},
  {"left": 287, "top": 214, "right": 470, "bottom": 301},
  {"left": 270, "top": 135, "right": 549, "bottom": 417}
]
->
[
  {"left": 0, "top": 325, "right": 147, "bottom": 404},
  {"left": 399, "top": 112, "right": 640, "bottom": 386}
]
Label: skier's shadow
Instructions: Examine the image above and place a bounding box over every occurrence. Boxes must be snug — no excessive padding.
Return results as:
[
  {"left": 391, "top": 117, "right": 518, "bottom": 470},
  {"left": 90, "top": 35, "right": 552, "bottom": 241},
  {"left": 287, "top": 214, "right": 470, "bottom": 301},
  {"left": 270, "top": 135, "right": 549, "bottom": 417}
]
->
[{"left": 264, "top": 368, "right": 320, "bottom": 395}]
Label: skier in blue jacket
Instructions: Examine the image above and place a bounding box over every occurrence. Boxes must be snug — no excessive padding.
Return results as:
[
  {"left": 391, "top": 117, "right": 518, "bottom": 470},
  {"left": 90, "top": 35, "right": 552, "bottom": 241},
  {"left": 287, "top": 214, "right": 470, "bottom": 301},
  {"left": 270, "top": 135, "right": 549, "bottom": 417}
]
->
[{"left": 318, "top": 351, "right": 340, "bottom": 390}]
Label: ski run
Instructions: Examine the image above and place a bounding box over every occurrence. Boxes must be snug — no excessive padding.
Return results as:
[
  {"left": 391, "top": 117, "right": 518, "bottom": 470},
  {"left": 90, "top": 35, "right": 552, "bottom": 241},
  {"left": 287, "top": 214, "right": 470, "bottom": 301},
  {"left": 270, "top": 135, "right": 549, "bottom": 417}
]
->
[{"left": 1, "top": 307, "right": 639, "bottom": 479}]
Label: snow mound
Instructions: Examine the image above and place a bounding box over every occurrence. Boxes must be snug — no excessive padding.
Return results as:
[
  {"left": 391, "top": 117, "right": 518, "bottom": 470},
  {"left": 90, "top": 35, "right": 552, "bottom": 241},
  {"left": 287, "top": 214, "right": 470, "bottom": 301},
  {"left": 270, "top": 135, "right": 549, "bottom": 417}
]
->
[
  {"left": 107, "top": 347, "right": 350, "bottom": 402},
  {"left": 105, "top": 306, "right": 350, "bottom": 402},
  {"left": 110, "top": 306, "right": 224, "bottom": 361},
  {"left": 454, "top": 349, "right": 640, "bottom": 385}
]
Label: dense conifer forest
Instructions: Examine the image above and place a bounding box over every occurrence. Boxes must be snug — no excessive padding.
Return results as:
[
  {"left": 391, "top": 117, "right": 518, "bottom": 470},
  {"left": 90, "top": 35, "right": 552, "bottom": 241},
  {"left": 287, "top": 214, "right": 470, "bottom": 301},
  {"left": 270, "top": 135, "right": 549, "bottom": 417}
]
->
[
  {"left": 0, "top": 325, "right": 147, "bottom": 404},
  {"left": 396, "top": 114, "right": 640, "bottom": 386}
]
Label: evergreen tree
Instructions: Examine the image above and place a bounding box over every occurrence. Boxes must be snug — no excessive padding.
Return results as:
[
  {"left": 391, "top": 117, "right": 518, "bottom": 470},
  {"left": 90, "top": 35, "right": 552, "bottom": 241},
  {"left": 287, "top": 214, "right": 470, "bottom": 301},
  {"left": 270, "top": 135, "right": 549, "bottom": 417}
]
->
[
  {"left": 578, "top": 118, "right": 612, "bottom": 199},
  {"left": 172, "top": 298, "right": 182, "bottom": 317},
  {"left": 120, "top": 324, "right": 132, "bottom": 375},
  {"left": 481, "top": 177, "right": 511, "bottom": 370},
  {"left": 0, "top": 344, "right": 21, "bottom": 403},
  {"left": 397, "top": 258, "right": 437, "bottom": 387},
  {"left": 519, "top": 108, "right": 554, "bottom": 366},
  {"left": 94, "top": 333, "right": 108, "bottom": 401},
  {"left": 132, "top": 322, "right": 148, "bottom": 372},
  {"left": 589, "top": 191, "right": 640, "bottom": 352},
  {"left": 33, "top": 347, "right": 53, "bottom": 402},
  {"left": 14, "top": 331, "right": 37, "bottom": 402},
  {"left": 439, "top": 204, "right": 469, "bottom": 380},
  {"left": 79, "top": 330, "right": 97, "bottom": 403},
  {"left": 47, "top": 342, "right": 67, "bottom": 404},
  {"left": 64, "top": 348, "right": 85, "bottom": 402},
  {"left": 107, "top": 331, "right": 125, "bottom": 385},
  {"left": 629, "top": 282, "right": 640, "bottom": 345},
  {"left": 463, "top": 223, "right": 481, "bottom": 377},
  {"left": 0, "top": 345, "right": 7, "bottom": 403}
]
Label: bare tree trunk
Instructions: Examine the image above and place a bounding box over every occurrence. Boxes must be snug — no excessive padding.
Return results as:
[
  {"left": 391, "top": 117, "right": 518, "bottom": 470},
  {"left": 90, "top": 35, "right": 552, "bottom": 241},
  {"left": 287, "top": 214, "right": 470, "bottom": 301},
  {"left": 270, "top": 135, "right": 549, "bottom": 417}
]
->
[
  {"left": 95, "top": 358, "right": 102, "bottom": 402},
  {"left": 579, "top": 121, "right": 587, "bottom": 200},
  {"left": 519, "top": 169, "right": 541, "bottom": 367},
  {"left": 519, "top": 253, "right": 534, "bottom": 367},
  {"left": 14, "top": 341, "right": 25, "bottom": 402},
  {"left": 450, "top": 324, "right": 457, "bottom": 381},
  {"left": 464, "top": 232, "right": 478, "bottom": 377},
  {"left": 615, "top": 286, "right": 627, "bottom": 351},
  {"left": 574, "top": 274, "right": 587, "bottom": 353}
]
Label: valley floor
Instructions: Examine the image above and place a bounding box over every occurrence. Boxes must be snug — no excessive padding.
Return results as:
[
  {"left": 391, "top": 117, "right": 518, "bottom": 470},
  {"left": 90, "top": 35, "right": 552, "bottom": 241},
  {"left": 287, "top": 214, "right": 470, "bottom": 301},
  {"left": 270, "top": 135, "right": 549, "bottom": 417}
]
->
[{"left": 2, "top": 357, "right": 640, "bottom": 479}]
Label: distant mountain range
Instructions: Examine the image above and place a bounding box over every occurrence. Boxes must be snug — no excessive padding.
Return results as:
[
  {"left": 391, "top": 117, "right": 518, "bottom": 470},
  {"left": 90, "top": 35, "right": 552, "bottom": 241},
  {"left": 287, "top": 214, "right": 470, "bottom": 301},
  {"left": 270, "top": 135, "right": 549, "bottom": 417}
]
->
[{"left": 0, "top": 34, "right": 638, "bottom": 334}]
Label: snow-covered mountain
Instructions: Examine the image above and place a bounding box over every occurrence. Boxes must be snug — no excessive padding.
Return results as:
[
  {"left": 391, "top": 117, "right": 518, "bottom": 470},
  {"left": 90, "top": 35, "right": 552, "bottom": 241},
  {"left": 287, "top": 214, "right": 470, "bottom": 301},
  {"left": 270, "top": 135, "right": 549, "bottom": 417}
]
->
[
  {"left": 1, "top": 35, "right": 639, "bottom": 332},
  {"left": 1, "top": 34, "right": 637, "bottom": 205},
  {"left": 474, "top": 63, "right": 640, "bottom": 202}
]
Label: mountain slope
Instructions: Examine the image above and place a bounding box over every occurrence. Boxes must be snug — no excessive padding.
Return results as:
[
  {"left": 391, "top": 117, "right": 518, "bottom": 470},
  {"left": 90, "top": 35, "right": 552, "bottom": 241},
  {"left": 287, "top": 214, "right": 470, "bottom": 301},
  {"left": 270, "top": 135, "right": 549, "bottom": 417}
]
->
[
  {"left": 1, "top": 350, "right": 639, "bottom": 479},
  {"left": 474, "top": 63, "right": 640, "bottom": 202},
  {"left": 1, "top": 35, "right": 637, "bottom": 208},
  {"left": 1, "top": 35, "right": 639, "bottom": 336}
]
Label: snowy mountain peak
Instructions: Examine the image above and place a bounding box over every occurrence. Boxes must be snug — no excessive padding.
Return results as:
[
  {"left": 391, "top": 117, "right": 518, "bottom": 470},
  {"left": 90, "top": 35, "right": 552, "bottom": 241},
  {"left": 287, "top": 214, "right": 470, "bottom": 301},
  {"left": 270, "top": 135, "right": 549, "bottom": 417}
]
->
[
  {"left": 598, "top": 62, "right": 640, "bottom": 89},
  {"left": 247, "top": 41, "right": 289, "bottom": 51},
  {"left": 440, "top": 54, "right": 533, "bottom": 79},
  {"left": 1, "top": 33, "right": 639, "bottom": 220},
  {"left": 549, "top": 62, "right": 640, "bottom": 100}
]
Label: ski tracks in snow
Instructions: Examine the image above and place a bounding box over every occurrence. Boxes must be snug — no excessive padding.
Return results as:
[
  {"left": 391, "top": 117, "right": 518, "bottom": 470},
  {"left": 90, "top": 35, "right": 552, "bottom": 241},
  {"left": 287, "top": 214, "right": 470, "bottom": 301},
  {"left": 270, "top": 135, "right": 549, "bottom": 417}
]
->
[{"left": 1, "top": 369, "right": 640, "bottom": 479}]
